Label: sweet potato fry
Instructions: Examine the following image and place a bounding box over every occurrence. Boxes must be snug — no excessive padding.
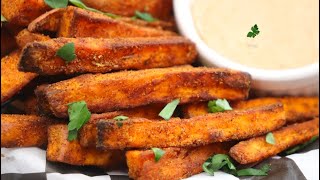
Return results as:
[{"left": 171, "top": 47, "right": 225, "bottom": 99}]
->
[
  {"left": 19, "top": 36, "right": 197, "bottom": 75},
  {"left": 1, "top": 114, "right": 55, "bottom": 147},
  {"left": 1, "top": 27, "right": 17, "bottom": 57},
  {"left": 229, "top": 117, "right": 319, "bottom": 164},
  {"left": 82, "top": 0, "right": 173, "bottom": 20},
  {"left": 15, "top": 29, "right": 50, "bottom": 48},
  {"left": 1, "top": 0, "right": 50, "bottom": 26},
  {"left": 97, "top": 103, "right": 285, "bottom": 149},
  {"left": 58, "top": 6, "right": 175, "bottom": 38},
  {"left": 47, "top": 124, "right": 125, "bottom": 167},
  {"left": 181, "top": 97, "right": 319, "bottom": 123},
  {"left": 79, "top": 104, "right": 163, "bottom": 147},
  {"left": 118, "top": 17, "right": 175, "bottom": 31},
  {"left": 28, "top": 8, "right": 64, "bottom": 33},
  {"left": 1, "top": 50, "right": 38, "bottom": 104},
  {"left": 35, "top": 67, "right": 251, "bottom": 118},
  {"left": 126, "top": 143, "right": 232, "bottom": 180}
]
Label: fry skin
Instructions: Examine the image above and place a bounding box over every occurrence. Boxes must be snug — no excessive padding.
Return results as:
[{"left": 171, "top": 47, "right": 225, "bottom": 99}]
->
[
  {"left": 126, "top": 143, "right": 232, "bottom": 180},
  {"left": 1, "top": 50, "right": 38, "bottom": 104},
  {"left": 229, "top": 117, "right": 319, "bottom": 164},
  {"left": 97, "top": 103, "right": 285, "bottom": 149},
  {"left": 47, "top": 124, "right": 125, "bottom": 167},
  {"left": 57, "top": 6, "right": 175, "bottom": 38},
  {"left": 1, "top": 114, "right": 55, "bottom": 148},
  {"left": 1, "top": 0, "right": 50, "bottom": 26},
  {"left": 19, "top": 37, "right": 197, "bottom": 75},
  {"left": 82, "top": 0, "right": 173, "bottom": 20},
  {"left": 35, "top": 67, "right": 251, "bottom": 118},
  {"left": 1, "top": 27, "right": 17, "bottom": 57},
  {"left": 181, "top": 97, "right": 319, "bottom": 124},
  {"left": 118, "top": 17, "right": 175, "bottom": 31},
  {"left": 15, "top": 29, "right": 51, "bottom": 48},
  {"left": 79, "top": 104, "right": 163, "bottom": 147}
]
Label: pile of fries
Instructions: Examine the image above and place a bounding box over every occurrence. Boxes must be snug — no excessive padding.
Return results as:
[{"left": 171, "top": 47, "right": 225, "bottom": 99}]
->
[{"left": 1, "top": 1, "right": 319, "bottom": 180}]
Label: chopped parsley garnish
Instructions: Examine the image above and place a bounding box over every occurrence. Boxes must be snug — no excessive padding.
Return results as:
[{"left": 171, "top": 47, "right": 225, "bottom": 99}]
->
[
  {"left": 151, "top": 148, "right": 165, "bottom": 162},
  {"left": 44, "top": 0, "right": 118, "bottom": 18},
  {"left": 113, "top": 115, "right": 128, "bottom": 127},
  {"left": 203, "top": 154, "right": 271, "bottom": 177},
  {"left": 69, "top": 0, "right": 119, "bottom": 18},
  {"left": 1, "top": 14, "right": 7, "bottom": 22},
  {"left": 285, "top": 135, "right": 319, "bottom": 155},
  {"left": 56, "top": 42, "right": 76, "bottom": 63},
  {"left": 208, "top": 99, "right": 232, "bottom": 113},
  {"left": 133, "top": 11, "right": 156, "bottom": 22},
  {"left": 266, "top": 132, "right": 276, "bottom": 145},
  {"left": 67, "top": 101, "right": 91, "bottom": 141},
  {"left": 247, "top": 24, "right": 260, "bottom": 38},
  {"left": 44, "top": 0, "right": 68, "bottom": 8},
  {"left": 158, "top": 98, "right": 180, "bottom": 120}
]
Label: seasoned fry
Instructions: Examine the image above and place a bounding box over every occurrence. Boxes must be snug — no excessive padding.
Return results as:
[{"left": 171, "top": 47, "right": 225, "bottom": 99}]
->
[
  {"left": 97, "top": 103, "right": 285, "bottom": 149},
  {"left": 82, "top": 0, "right": 173, "bottom": 20},
  {"left": 229, "top": 117, "right": 319, "bottom": 164},
  {"left": 118, "top": 17, "right": 175, "bottom": 31},
  {"left": 126, "top": 143, "right": 232, "bottom": 180},
  {"left": 19, "top": 37, "right": 197, "bottom": 75},
  {"left": 1, "top": 114, "right": 55, "bottom": 148},
  {"left": 58, "top": 6, "right": 175, "bottom": 38},
  {"left": 35, "top": 67, "right": 251, "bottom": 118},
  {"left": 1, "top": 50, "right": 38, "bottom": 104},
  {"left": 79, "top": 104, "right": 163, "bottom": 147},
  {"left": 182, "top": 97, "right": 319, "bottom": 123},
  {"left": 47, "top": 124, "right": 125, "bottom": 167},
  {"left": 1, "top": 0, "right": 50, "bottom": 26},
  {"left": 1, "top": 27, "right": 17, "bottom": 57},
  {"left": 15, "top": 29, "right": 50, "bottom": 48},
  {"left": 28, "top": 8, "right": 64, "bottom": 33}
]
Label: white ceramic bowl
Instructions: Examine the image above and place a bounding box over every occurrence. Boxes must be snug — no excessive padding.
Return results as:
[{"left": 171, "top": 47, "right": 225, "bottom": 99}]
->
[{"left": 173, "top": 0, "right": 319, "bottom": 96}]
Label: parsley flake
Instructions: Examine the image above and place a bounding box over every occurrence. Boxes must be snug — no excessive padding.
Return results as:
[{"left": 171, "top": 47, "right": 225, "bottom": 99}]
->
[
  {"left": 203, "top": 154, "right": 271, "bottom": 177},
  {"left": 208, "top": 99, "right": 232, "bottom": 113},
  {"left": 113, "top": 115, "right": 128, "bottom": 127},
  {"left": 1, "top": 14, "right": 7, "bottom": 22},
  {"left": 133, "top": 11, "right": 156, "bottom": 22},
  {"left": 56, "top": 42, "right": 76, "bottom": 63},
  {"left": 285, "top": 135, "right": 319, "bottom": 155},
  {"left": 158, "top": 99, "right": 180, "bottom": 120},
  {"left": 266, "top": 132, "right": 276, "bottom": 145},
  {"left": 247, "top": 24, "right": 260, "bottom": 38},
  {"left": 44, "top": 0, "right": 68, "bottom": 8},
  {"left": 69, "top": 0, "right": 119, "bottom": 18},
  {"left": 67, "top": 101, "right": 91, "bottom": 141},
  {"left": 151, "top": 148, "right": 165, "bottom": 162}
]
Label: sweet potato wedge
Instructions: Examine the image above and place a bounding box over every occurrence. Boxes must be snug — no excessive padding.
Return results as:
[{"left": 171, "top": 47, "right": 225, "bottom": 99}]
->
[
  {"left": 126, "top": 143, "right": 232, "bottom": 180},
  {"left": 15, "top": 29, "right": 50, "bottom": 48},
  {"left": 118, "top": 17, "right": 175, "bottom": 31},
  {"left": 58, "top": 6, "right": 175, "bottom": 38},
  {"left": 19, "top": 36, "right": 197, "bottom": 75},
  {"left": 1, "top": 114, "right": 55, "bottom": 147},
  {"left": 229, "top": 117, "right": 319, "bottom": 164},
  {"left": 82, "top": 0, "right": 173, "bottom": 20},
  {"left": 1, "top": 0, "right": 50, "bottom": 26},
  {"left": 47, "top": 124, "right": 125, "bottom": 167},
  {"left": 97, "top": 103, "right": 285, "bottom": 149},
  {"left": 1, "top": 50, "right": 38, "bottom": 104},
  {"left": 1, "top": 27, "right": 17, "bottom": 57},
  {"left": 28, "top": 8, "right": 64, "bottom": 33},
  {"left": 182, "top": 97, "right": 319, "bottom": 123},
  {"left": 35, "top": 67, "right": 251, "bottom": 118},
  {"left": 79, "top": 104, "right": 163, "bottom": 147}
]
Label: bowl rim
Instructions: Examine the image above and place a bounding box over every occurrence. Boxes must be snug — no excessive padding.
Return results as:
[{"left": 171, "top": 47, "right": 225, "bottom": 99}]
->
[{"left": 173, "top": 0, "right": 319, "bottom": 82}]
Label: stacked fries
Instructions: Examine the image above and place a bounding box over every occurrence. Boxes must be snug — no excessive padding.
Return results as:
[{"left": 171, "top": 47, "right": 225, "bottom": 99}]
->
[{"left": 1, "top": 1, "right": 319, "bottom": 180}]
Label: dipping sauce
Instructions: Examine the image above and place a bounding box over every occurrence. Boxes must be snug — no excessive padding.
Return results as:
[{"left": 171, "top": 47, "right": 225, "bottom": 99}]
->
[{"left": 192, "top": 0, "right": 319, "bottom": 69}]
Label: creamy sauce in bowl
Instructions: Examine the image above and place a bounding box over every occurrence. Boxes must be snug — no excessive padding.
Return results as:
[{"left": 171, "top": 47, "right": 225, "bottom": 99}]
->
[{"left": 192, "top": 0, "right": 319, "bottom": 70}]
